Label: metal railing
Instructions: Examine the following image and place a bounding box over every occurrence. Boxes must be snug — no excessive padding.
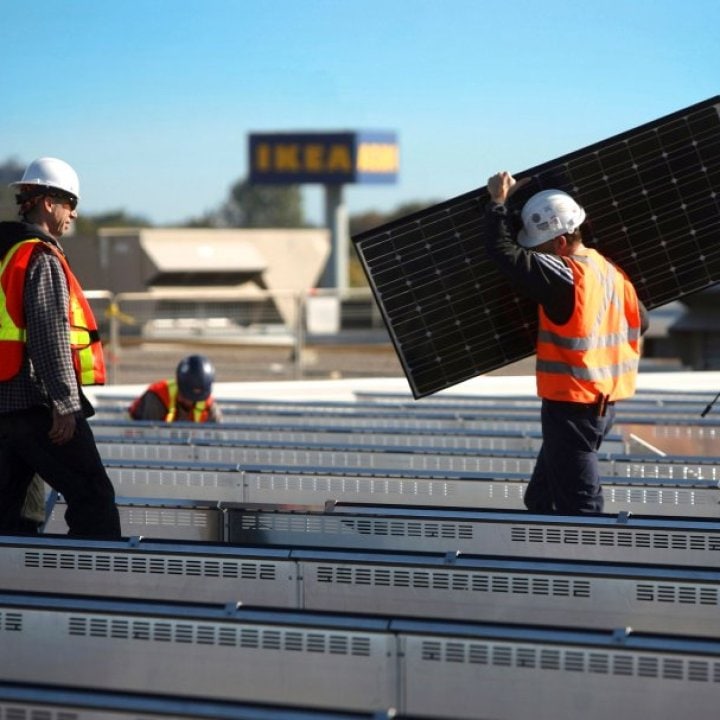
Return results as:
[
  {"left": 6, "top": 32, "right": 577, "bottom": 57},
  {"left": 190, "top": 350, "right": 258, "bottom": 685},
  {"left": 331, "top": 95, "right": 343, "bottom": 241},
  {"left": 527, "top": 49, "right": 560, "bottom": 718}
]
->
[{"left": 85, "top": 288, "right": 388, "bottom": 384}]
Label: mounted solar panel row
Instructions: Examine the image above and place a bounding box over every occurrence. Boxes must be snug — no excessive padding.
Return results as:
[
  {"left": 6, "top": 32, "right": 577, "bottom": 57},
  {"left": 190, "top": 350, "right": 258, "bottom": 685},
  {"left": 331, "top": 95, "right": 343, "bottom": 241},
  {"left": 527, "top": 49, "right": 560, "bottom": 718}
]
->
[{"left": 352, "top": 97, "right": 720, "bottom": 397}]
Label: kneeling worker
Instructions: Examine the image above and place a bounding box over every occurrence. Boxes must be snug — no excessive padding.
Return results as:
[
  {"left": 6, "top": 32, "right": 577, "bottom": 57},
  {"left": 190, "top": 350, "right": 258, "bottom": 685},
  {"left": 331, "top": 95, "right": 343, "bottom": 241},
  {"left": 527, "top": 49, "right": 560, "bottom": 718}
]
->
[{"left": 129, "top": 354, "right": 222, "bottom": 423}]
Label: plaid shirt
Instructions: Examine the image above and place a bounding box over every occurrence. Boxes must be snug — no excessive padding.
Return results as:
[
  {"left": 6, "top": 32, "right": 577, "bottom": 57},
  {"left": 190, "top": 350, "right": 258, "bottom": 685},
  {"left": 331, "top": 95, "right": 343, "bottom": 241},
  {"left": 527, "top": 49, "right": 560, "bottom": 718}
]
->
[{"left": 0, "top": 228, "right": 81, "bottom": 416}]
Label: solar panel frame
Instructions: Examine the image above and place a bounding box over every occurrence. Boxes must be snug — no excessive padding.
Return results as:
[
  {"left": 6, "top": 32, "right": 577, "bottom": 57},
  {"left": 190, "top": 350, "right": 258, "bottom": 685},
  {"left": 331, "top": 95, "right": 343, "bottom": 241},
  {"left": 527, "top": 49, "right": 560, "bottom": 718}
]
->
[{"left": 352, "top": 96, "right": 720, "bottom": 398}]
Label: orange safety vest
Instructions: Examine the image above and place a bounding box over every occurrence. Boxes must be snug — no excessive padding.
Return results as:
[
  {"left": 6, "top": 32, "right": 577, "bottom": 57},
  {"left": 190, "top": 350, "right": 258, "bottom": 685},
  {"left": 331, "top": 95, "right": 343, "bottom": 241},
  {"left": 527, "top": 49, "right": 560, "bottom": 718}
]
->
[
  {"left": 535, "top": 249, "right": 641, "bottom": 403},
  {"left": 0, "top": 239, "right": 105, "bottom": 384},
  {"left": 129, "top": 379, "right": 213, "bottom": 423}
]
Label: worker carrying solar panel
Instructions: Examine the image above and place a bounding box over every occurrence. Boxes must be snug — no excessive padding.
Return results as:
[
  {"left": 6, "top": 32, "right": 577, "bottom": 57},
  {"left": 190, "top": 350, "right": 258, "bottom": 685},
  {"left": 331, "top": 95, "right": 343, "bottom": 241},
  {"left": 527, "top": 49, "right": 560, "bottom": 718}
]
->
[
  {"left": 128, "top": 354, "right": 222, "bottom": 423},
  {"left": 484, "top": 171, "right": 649, "bottom": 515}
]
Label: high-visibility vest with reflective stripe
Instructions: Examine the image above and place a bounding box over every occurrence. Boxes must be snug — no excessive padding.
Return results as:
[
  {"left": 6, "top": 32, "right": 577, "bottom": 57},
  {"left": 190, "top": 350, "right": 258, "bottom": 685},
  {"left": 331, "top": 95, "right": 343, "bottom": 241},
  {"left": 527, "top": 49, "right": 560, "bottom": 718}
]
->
[
  {"left": 129, "top": 379, "right": 212, "bottom": 423},
  {"left": 0, "top": 239, "right": 106, "bottom": 384},
  {"left": 535, "top": 249, "right": 641, "bottom": 403}
]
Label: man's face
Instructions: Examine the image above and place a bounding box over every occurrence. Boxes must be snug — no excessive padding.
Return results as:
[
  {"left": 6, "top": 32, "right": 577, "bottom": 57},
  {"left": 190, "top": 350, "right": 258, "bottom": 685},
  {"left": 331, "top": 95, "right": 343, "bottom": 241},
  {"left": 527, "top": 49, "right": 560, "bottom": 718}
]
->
[{"left": 47, "top": 194, "right": 78, "bottom": 238}]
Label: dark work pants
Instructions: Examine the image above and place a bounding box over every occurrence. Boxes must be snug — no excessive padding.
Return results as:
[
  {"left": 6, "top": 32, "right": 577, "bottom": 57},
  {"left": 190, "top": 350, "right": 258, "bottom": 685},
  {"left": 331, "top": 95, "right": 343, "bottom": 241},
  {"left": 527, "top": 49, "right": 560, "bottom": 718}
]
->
[
  {"left": 524, "top": 399, "right": 616, "bottom": 515},
  {"left": 0, "top": 407, "right": 121, "bottom": 538}
]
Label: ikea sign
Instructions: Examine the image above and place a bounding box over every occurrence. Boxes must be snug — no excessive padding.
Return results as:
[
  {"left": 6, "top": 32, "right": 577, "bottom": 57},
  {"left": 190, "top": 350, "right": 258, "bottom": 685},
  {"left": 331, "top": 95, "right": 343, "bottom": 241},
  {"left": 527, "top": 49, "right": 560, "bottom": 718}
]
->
[{"left": 249, "top": 131, "right": 398, "bottom": 185}]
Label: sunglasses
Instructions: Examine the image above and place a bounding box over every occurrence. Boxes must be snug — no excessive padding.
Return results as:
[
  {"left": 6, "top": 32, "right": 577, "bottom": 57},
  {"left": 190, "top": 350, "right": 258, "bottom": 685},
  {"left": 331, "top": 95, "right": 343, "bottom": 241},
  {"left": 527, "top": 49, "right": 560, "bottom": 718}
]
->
[{"left": 49, "top": 191, "right": 78, "bottom": 211}]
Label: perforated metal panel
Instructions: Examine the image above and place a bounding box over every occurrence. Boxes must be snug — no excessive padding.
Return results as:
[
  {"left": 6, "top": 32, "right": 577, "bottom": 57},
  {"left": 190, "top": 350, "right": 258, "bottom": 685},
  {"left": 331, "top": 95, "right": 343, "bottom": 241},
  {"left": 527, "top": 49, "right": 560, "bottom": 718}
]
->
[
  {"left": 227, "top": 507, "right": 720, "bottom": 567},
  {"left": 95, "top": 432, "right": 550, "bottom": 454},
  {"left": 241, "top": 466, "right": 531, "bottom": 508},
  {"left": 104, "top": 464, "right": 245, "bottom": 502},
  {"left": 92, "top": 460, "right": 720, "bottom": 517},
  {"left": 3, "top": 537, "right": 720, "bottom": 639},
  {"left": 96, "top": 438, "right": 538, "bottom": 471},
  {"left": 0, "top": 684, "right": 383, "bottom": 720},
  {"left": 90, "top": 390, "right": 720, "bottom": 423},
  {"left": 612, "top": 457, "right": 720, "bottom": 480},
  {"left": 353, "top": 97, "right": 720, "bottom": 397},
  {"left": 0, "top": 542, "right": 296, "bottom": 606},
  {"left": 401, "top": 632, "right": 720, "bottom": 719},
  {"left": 97, "top": 438, "right": 720, "bottom": 480},
  {"left": 354, "top": 388, "right": 720, "bottom": 410},
  {"left": 95, "top": 436, "right": 630, "bottom": 471},
  {"left": 298, "top": 555, "right": 720, "bottom": 637},
  {"left": 94, "top": 421, "right": 557, "bottom": 451},
  {"left": 46, "top": 501, "right": 224, "bottom": 541},
  {"left": 2, "top": 593, "right": 718, "bottom": 720},
  {"left": 0, "top": 600, "right": 397, "bottom": 714},
  {"left": 89, "top": 414, "right": 720, "bottom": 439},
  {"left": 240, "top": 466, "right": 720, "bottom": 516}
]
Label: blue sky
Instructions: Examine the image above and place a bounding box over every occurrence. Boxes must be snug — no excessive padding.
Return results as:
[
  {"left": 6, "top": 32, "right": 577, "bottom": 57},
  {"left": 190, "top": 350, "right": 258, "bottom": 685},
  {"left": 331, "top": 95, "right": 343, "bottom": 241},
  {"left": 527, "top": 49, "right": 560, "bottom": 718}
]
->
[{"left": 1, "top": 0, "right": 718, "bottom": 226}]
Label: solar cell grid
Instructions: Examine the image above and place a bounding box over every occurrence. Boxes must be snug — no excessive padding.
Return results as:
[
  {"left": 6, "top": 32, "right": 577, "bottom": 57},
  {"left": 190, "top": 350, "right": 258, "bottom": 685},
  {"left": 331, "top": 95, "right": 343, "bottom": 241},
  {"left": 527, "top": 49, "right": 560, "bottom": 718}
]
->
[{"left": 353, "top": 97, "right": 720, "bottom": 397}]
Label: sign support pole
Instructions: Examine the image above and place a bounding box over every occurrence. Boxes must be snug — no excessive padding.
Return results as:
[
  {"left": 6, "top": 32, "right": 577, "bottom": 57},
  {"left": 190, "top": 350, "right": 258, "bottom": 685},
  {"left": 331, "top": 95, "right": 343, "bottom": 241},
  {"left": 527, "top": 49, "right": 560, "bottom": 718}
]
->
[{"left": 321, "top": 183, "right": 348, "bottom": 291}]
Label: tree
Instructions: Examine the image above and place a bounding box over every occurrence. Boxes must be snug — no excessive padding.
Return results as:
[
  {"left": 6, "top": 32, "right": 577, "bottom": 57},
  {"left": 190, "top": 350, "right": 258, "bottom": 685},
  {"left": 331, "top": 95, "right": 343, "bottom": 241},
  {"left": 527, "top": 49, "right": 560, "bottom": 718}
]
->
[
  {"left": 349, "top": 200, "right": 439, "bottom": 237},
  {"left": 74, "top": 210, "right": 151, "bottom": 237},
  {"left": 214, "top": 179, "right": 304, "bottom": 228},
  {"left": 0, "top": 158, "right": 25, "bottom": 221}
]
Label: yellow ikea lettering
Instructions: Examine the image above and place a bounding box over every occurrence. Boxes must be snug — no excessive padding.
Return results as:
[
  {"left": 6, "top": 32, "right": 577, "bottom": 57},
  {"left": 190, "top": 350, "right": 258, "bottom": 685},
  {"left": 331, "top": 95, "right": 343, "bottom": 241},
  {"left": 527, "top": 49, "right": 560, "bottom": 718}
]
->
[
  {"left": 255, "top": 143, "right": 272, "bottom": 171},
  {"left": 275, "top": 144, "right": 301, "bottom": 171},
  {"left": 255, "top": 140, "right": 356, "bottom": 175},
  {"left": 303, "top": 144, "right": 325, "bottom": 172},
  {"left": 326, "top": 144, "right": 352, "bottom": 172},
  {"left": 357, "top": 143, "right": 399, "bottom": 173}
]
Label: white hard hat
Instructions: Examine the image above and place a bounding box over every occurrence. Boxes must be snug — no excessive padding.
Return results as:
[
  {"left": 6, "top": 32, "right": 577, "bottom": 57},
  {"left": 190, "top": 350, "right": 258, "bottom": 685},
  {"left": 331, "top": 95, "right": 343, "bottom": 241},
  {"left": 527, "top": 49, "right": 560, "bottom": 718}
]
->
[
  {"left": 517, "top": 189, "right": 585, "bottom": 248},
  {"left": 10, "top": 157, "right": 80, "bottom": 199}
]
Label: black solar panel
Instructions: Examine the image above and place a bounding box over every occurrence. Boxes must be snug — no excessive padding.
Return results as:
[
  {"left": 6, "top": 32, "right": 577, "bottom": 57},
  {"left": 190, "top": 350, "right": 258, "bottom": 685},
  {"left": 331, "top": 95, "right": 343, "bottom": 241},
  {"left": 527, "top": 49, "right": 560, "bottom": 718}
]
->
[{"left": 352, "top": 97, "right": 720, "bottom": 398}]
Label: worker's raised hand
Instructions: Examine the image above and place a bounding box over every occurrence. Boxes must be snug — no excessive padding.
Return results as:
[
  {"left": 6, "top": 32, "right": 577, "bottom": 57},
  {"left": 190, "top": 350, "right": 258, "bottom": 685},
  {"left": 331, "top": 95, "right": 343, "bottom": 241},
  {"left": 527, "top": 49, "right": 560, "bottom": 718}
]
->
[
  {"left": 487, "top": 172, "right": 530, "bottom": 204},
  {"left": 49, "top": 408, "right": 77, "bottom": 445}
]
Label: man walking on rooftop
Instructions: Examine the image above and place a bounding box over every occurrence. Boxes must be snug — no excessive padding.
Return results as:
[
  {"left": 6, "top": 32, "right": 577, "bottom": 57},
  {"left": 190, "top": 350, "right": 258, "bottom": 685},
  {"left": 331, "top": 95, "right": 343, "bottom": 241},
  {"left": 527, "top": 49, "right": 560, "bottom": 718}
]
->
[{"left": 0, "top": 157, "right": 121, "bottom": 538}]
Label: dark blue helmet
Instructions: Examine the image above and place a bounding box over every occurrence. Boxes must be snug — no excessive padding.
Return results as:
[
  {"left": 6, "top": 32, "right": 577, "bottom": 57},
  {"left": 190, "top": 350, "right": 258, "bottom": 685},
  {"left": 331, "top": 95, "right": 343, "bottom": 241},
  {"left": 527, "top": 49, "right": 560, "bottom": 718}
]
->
[{"left": 176, "top": 355, "right": 215, "bottom": 401}]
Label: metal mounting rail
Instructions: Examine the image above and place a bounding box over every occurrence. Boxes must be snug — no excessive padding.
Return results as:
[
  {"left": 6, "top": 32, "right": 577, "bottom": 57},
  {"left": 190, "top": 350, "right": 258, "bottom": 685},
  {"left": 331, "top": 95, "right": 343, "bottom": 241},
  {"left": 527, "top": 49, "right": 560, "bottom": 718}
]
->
[
  {"left": 93, "top": 389, "right": 720, "bottom": 415},
  {"left": 1, "top": 535, "right": 720, "bottom": 638},
  {"left": 91, "top": 413, "right": 546, "bottom": 432},
  {"left": 91, "top": 417, "right": 548, "bottom": 441},
  {"left": 94, "top": 433, "right": 720, "bottom": 475},
  {"left": 0, "top": 682, "right": 394, "bottom": 720},
  {"left": 225, "top": 504, "right": 720, "bottom": 567},
  {"left": 91, "top": 403, "right": 720, "bottom": 432},
  {"left": 97, "top": 418, "right": 719, "bottom": 453},
  {"left": 46, "top": 497, "right": 224, "bottom": 541},
  {"left": 96, "top": 436, "right": 720, "bottom": 479},
  {"left": 354, "top": 388, "right": 720, "bottom": 410},
  {"left": 93, "top": 429, "right": 566, "bottom": 454},
  {"left": 0, "top": 591, "right": 718, "bottom": 720},
  {"left": 97, "top": 459, "right": 720, "bottom": 517}
]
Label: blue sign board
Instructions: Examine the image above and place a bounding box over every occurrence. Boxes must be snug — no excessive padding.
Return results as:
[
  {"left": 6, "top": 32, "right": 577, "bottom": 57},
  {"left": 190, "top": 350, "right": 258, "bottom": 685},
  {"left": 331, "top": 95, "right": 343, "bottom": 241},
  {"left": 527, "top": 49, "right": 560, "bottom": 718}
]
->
[{"left": 249, "top": 131, "right": 398, "bottom": 185}]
